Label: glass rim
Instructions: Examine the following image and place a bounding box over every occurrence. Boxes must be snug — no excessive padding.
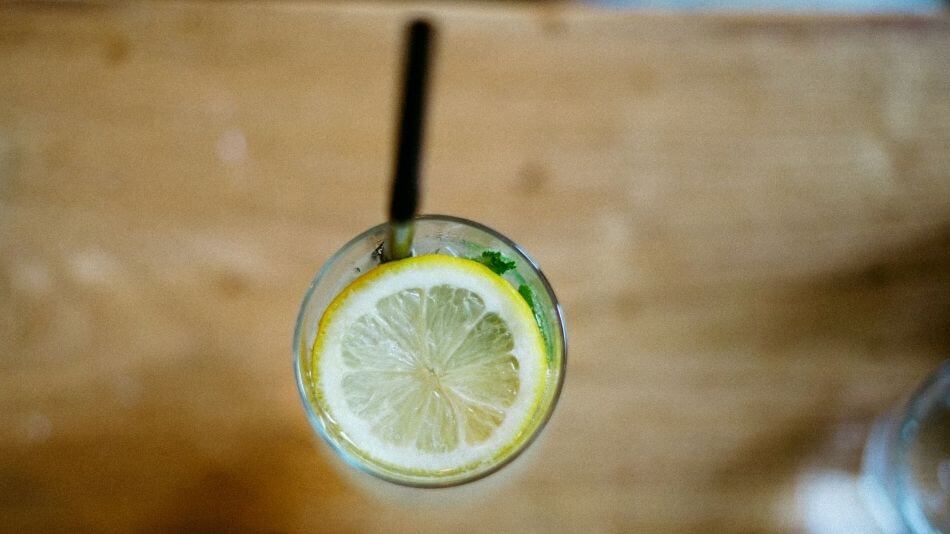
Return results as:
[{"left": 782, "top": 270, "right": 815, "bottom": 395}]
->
[{"left": 292, "top": 214, "right": 568, "bottom": 488}]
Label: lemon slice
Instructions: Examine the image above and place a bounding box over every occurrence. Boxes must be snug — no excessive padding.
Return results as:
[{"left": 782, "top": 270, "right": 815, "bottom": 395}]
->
[{"left": 312, "top": 254, "right": 547, "bottom": 476}]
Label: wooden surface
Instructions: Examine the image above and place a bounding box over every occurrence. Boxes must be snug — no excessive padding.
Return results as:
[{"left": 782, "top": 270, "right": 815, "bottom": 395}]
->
[{"left": 2, "top": 2, "right": 949, "bottom": 532}]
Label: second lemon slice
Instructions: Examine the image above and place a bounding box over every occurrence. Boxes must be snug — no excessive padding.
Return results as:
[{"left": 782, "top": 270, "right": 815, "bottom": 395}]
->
[{"left": 312, "top": 254, "right": 547, "bottom": 475}]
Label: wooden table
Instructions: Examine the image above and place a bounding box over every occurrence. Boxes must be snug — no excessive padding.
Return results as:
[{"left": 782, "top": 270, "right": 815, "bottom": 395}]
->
[{"left": 1, "top": 2, "right": 948, "bottom": 531}]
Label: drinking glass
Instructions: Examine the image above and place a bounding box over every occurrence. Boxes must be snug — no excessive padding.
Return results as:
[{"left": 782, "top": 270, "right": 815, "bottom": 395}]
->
[{"left": 293, "top": 215, "right": 567, "bottom": 487}]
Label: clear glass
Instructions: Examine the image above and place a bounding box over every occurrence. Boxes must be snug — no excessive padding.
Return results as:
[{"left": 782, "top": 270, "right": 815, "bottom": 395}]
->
[
  {"left": 863, "top": 361, "right": 950, "bottom": 533},
  {"left": 293, "top": 215, "right": 567, "bottom": 487}
]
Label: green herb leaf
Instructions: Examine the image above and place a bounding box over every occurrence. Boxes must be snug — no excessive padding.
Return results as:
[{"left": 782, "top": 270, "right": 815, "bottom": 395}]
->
[
  {"left": 474, "top": 250, "right": 516, "bottom": 276},
  {"left": 517, "top": 283, "right": 536, "bottom": 310},
  {"left": 518, "top": 283, "right": 552, "bottom": 359}
]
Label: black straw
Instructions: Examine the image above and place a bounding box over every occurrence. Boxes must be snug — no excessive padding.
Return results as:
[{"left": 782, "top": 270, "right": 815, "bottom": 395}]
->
[{"left": 385, "top": 19, "right": 434, "bottom": 261}]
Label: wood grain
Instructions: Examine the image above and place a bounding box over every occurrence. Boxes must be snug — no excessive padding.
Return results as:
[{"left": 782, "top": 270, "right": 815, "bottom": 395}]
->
[{"left": 1, "top": 2, "right": 948, "bottom": 532}]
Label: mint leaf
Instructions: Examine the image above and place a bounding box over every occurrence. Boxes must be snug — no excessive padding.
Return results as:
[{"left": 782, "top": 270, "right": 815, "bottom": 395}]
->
[
  {"left": 517, "top": 283, "right": 536, "bottom": 310},
  {"left": 474, "top": 250, "right": 516, "bottom": 276},
  {"left": 518, "top": 283, "right": 551, "bottom": 359}
]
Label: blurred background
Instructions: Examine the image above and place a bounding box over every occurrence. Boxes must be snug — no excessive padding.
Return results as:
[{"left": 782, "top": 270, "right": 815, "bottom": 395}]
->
[{"left": 1, "top": 1, "right": 948, "bottom": 532}]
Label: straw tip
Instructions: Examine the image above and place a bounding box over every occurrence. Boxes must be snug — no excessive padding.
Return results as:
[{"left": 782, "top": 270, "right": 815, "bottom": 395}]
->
[{"left": 408, "top": 18, "right": 434, "bottom": 37}]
